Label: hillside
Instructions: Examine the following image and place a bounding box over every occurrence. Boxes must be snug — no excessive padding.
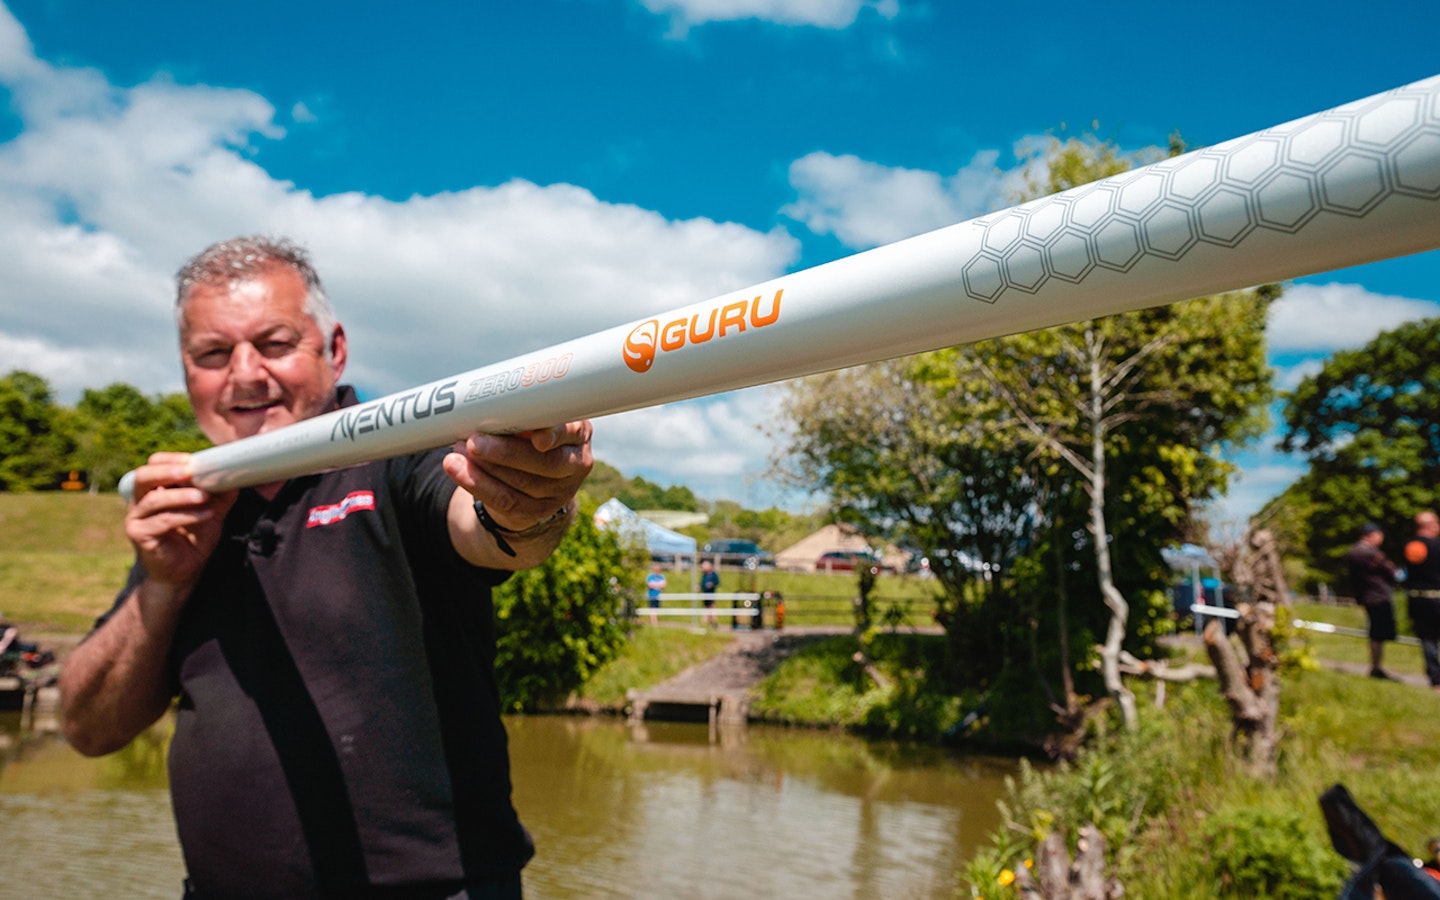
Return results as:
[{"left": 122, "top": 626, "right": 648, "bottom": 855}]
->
[{"left": 0, "top": 492, "right": 132, "bottom": 633}]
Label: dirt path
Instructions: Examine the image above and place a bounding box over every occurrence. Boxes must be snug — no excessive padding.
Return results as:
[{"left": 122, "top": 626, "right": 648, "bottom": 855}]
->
[
  {"left": 628, "top": 626, "right": 847, "bottom": 722},
  {"left": 652, "top": 628, "right": 823, "bottom": 694},
  {"left": 1162, "top": 632, "right": 1434, "bottom": 689}
]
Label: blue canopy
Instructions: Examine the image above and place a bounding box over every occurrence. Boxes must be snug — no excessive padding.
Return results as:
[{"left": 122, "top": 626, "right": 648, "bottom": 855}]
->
[
  {"left": 593, "top": 498, "right": 697, "bottom": 556},
  {"left": 1161, "top": 543, "right": 1219, "bottom": 572}
]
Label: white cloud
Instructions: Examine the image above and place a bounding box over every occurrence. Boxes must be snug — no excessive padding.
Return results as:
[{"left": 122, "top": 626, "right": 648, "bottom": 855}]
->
[
  {"left": 1271, "top": 358, "right": 1324, "bottom": 394},
  {"left": 1268, "top": 282, "right": 1440, "bottom": 353},
  {"left": 290, "top": 101, "right": 317, "bottom": 124},
  {"left": 638, "top": 0, "right": 896, "bottom": 34},
  {"left": 782, "top": 148, "right": 1030, "bottom": 249},
  {"left": 0, "top": 10, "right": 800, "bottom": 502},
  {"left": 0, "top": 330, "right": 170, "bottom": 398},
  {"left": 592, "top": 385, "right": 806, "bottom": 507},
  {"left": 0, "top": 2, "right": 40, "bottom": 82}
]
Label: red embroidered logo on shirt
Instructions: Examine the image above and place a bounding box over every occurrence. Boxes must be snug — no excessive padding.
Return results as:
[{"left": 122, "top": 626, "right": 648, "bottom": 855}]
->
[{"left": 306, "top": 491, "right": 376, "bottom": 528}]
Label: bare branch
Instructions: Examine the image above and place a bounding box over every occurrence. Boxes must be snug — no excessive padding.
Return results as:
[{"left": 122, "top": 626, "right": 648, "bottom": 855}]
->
[
  {"left": 1118, "top": 650, "right": 1218, "bottom": 682},
  {"left": 1099, "top": 331, "right": 1177, "bottom": 398},
  {"left": 976, "top": 357, "right": 1096, "bottom": 480}
]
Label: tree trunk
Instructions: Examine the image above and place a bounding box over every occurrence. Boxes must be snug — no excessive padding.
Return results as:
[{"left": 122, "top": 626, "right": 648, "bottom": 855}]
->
[
  {"left": 1202, "top": 602, "right": 1281, "bottom": 777},
  {"left": 1087, "top": 330, "right": 1135, "bottom": 730},
  {"left": 1054, "top": 528, "right": 1078, "bottom": 713},
  {"left": 1013, "top": 822, "right": 1124, "bottom": 899}
]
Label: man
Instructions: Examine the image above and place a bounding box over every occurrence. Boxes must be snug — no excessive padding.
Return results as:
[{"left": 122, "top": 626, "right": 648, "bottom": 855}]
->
[
  {"left": 1404, "top": 510, "right": 1440, "bottom": 693},
  {"left": 1343, "top": 522, "right": 1399, "bottom": 680},
  {"left": 59, "top": 236, "right": 592, "bottom": 898},
  {"left": 645, "top": 562, "right": 667, "bottom": 625},
  {"left": 699, "top": 559, "right": 719, "bottom": 627}
]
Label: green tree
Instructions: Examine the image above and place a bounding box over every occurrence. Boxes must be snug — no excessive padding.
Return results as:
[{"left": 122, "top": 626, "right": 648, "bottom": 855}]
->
[
  {"left": 150, "top": 392, "right": 210, "bottom": 452},
  {"left": 1276, "top": 316, "right": 1440, "bottom": 578},
  {"left": 493, "top": 497, "right": 637, "bottom": 711},
  {"left": 72, "top": 384, "right": 209, "bottom": 491},
  {"left": 777, "top": 133, "right": 1274, "bottom": 737},
  {"left": 778, "top": 355, "right": 1043, "bottom": 691},
  {"left": 703, "top": 500, "right": 818, "bottom": 553},
  {"left": 583, "top": 460, "right": 630, "bottom": 502},
  {"left": 617, "top": 475, "right": 699, "bottom": 512},
  {"left": 584, "top": 461, "right": 701, "bottom": 512},
  {"left": 0, "top": 370, "right": 73, "bottom": 490},
  {"left": 972, "top": 289, "right": 1275, "bottom": 728}
]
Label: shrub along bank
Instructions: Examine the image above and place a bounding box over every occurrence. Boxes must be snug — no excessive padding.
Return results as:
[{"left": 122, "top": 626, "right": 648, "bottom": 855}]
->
[{"left": 958, "top": 668, "right": 1440, "bottom": 899}]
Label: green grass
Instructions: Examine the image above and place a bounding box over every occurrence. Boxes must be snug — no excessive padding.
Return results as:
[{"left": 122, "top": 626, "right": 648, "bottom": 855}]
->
[
  {"left": 953, "top": 622, "right": 1440, "bottom": 899},
  {"left": 958, "top": 667, "right": 1440, "bottom": 899},
  {"left": 1290, "top": 600, "right": 1428, "bottom": 676},
  {"left": 1, "top": 492, "right": 947, "bottom": 634},
  {"left": 572, "top": 626, "right": 734, "bottom": 707},
  {"left": 0, "top": 491, "right": 131, "bottom": 554},
  {"left": 648, "top": 563, "right": 942, "bottom": 627},
  {"left": 0, "top": 492, "right": 132, "bottom": 631},
  {"left": 749, "top": 632, "right": 973, "bottom": 738},
  {"left": 749, "top": 635, "right": 870, "bottom": 723}
]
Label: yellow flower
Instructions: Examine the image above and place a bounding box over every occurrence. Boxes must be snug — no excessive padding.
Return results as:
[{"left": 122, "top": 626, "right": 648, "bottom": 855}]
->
[
  {"left": 1024, "top": 858, "right": 1034, "bottom": 869},
  {"left": 998, "top": 869, "right": 1016, "bottom": 886}
]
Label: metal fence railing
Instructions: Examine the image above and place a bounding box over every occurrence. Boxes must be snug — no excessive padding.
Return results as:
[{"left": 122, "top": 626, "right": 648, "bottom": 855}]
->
[{"left": 627, "top": 592, "right": 939, "bottom": 630}]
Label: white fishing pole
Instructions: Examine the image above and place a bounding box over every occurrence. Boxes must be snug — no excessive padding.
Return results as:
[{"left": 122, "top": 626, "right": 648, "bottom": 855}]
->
[{"left": 120, "top": 74, "right": 1440, "bottom": 499}]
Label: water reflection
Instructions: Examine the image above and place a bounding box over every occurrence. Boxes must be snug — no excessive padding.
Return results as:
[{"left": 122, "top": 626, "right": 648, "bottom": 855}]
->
[
  {"left": 512, "top": 717, "right": 1016, "bottom": 899},
  {"left": 0, "top": 712, "right": 1016, "bottom": 898},
  {"left": 0, "top": 707, "right": 184, "bottom": 898}
]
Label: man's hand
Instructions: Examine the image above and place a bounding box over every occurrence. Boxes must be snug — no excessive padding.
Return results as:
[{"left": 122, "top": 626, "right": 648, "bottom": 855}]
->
[
  {"left": 443, "top": 421, "right": 594, "bottom": 568},
  {"left": 62, "top": 452, "right": 236, "bottom": 756},
  {"left": 125, "top": 452, "right": 237, "bottom": 592}
]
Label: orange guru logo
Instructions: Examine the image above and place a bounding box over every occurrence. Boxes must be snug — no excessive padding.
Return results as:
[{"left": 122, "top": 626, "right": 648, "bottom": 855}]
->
[{"left": 623, "top": 289, "right": 783, "bottom": 374}]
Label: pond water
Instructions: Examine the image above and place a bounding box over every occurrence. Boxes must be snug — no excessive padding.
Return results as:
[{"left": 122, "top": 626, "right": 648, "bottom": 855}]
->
[{"left": 0, "top": 708, "right": 1018, "bottom": 898}]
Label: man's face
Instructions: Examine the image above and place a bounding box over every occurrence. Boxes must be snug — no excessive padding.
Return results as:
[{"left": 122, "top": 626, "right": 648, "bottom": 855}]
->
[
  {"left": 180, "top": 266, "right": 346, "bottom": 445},
  {"left": 1420, "top": 514, "right": 1440, "bottom": 538}
]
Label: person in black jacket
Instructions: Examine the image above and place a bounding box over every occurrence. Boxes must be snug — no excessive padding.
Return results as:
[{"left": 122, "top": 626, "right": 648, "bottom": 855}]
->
[{"left": 1343, "top": 522, "right": 1400, "bottom": 680}]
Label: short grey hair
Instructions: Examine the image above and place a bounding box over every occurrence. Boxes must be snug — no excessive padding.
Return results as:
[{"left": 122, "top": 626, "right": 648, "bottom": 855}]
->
[{"left": 175, "top": 235, "right": 339, "bottom": 359}]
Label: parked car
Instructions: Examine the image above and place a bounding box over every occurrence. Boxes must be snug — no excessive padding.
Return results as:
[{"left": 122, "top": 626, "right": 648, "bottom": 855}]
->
[
  {"left": 700, "top": 539, "right": 775, "bottom": 569},
  {"left": 814, "top": 550, "right": 882, "bottom": 573}
]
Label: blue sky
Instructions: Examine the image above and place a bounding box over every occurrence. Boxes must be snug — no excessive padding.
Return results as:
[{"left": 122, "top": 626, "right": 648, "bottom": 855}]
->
[{"left": 1, "top": 0, "right": 1436, "bottom": 525}]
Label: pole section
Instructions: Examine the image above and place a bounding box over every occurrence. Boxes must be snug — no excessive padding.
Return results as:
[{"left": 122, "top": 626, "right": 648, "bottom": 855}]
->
[{"left": 122, "top": 74, "right": 1440, "bottom": 498}]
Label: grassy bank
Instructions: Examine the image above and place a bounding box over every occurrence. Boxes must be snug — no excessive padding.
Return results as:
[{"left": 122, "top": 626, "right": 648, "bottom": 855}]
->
[
  {"left": 0, "top": 492, "right": 131, "bottom": 632},
  {"left": 572, "top": 625, "right": 734, "bottom": 708},
  {"left": 958, "top": 667, "right": 1440, "bottom": 898},
  {"left": 651, "top": 560, "right": 942, "bottom": 628}
]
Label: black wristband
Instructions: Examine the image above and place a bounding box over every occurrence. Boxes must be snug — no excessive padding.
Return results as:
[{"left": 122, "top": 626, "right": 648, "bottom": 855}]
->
[
  {"left": 473, "top": 500, "right": 519, "bottom": 557},
  {"left": 473, "top": 500, "right": 571, "bottom": 558}
]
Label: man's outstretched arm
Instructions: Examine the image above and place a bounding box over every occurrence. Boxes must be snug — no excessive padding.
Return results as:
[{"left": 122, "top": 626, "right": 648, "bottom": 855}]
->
[{"left": 443, "top": 420, "right": 593, "bottom": 570}]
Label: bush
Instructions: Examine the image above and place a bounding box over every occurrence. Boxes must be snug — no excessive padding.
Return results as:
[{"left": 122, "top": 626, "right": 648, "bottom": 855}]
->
[
  {"left": 1202, "top": 806, "right": 1346, "bottom": 899},
  {"left": 493, "top": 498, "right": 637, "bottom": 710}
]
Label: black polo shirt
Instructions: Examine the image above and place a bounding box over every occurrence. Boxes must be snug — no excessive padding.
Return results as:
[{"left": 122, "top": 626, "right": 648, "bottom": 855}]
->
[
  {"left": 99, "top": 394, "right": 532, "bottom": 898},
  {"left": 1406, "top": 535, "right": 1440, "bottom": 592}
]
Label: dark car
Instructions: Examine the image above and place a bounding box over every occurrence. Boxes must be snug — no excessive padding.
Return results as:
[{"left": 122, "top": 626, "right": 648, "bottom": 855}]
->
[
  {"left": 814, "top": 550, "right": 881, "bottom": 573},
  {"left": 701, "top": 539, "right": 774, "bottom": 569}
]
